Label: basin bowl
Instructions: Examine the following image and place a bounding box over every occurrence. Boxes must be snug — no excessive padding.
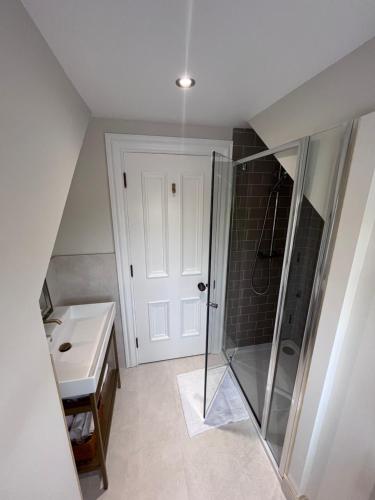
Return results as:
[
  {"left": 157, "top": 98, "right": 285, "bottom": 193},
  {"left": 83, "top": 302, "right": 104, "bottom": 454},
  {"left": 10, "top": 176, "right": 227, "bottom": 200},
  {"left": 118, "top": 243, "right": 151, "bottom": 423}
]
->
[{"left": 45, "top": 302, "right": 116, "bottom": 399}]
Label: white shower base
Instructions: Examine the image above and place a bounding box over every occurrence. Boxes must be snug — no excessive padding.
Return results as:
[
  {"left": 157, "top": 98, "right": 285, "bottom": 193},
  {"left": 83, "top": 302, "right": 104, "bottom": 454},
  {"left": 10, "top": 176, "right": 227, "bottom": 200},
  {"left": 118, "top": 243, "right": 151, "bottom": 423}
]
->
[{"left": 230, "top": 339, "right": 300, "bottom": 423}]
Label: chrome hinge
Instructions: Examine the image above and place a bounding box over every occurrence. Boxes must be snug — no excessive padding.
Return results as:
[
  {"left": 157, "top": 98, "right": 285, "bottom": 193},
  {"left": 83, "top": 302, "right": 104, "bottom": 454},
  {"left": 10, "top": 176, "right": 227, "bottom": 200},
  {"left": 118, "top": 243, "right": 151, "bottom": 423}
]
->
[
  {"left": 208, "top": 302, "right": 218, "bottom": 309},
  {"left": 136, "top": 337, "right": 139, "bottom": 348},
  {"left": 123, "top": 172, "right": 127, "bottom": 188},
  {"left": 130, "top": 264, "right": 133, "bottom": 277}
]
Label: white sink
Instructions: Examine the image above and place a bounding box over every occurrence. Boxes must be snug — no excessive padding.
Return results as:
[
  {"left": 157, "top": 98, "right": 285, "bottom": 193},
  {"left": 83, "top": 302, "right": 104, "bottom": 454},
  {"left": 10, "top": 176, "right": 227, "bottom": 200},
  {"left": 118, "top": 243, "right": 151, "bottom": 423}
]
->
[{"left": 45, "top": 302, "right": 116, "bottom": 399}]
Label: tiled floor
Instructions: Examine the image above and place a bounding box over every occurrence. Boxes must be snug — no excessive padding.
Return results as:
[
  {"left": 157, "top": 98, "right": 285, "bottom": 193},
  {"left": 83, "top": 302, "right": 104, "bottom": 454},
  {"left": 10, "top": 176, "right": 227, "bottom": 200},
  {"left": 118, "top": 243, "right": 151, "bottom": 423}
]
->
[{"left": 80, "top": 356, "right": 285, "bottom": 500}]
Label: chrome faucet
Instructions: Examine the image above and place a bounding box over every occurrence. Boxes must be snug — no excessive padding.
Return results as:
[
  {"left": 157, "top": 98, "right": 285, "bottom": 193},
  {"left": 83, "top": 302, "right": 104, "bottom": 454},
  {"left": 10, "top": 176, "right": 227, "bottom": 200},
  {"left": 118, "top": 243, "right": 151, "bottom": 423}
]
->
[{"left": 44, "top": 318, "right": 62, "bottom": 325}]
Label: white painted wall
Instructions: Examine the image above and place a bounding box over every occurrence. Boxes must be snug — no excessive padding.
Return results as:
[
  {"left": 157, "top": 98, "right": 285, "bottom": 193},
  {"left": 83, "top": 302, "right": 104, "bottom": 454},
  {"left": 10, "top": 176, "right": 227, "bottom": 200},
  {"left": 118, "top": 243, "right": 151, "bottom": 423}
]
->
[
  {"left": 250, "top": 37, "right": 375, "bottom": 145},
  {"left": 250, "top": 37, "right": 375, "bottom": 220},
  {"left": 287, "top": 112, "right": 375, "bottom": 499},
  {"left": 0, "top": 1, "right": 90, "bottom": 499},
  {"left": 53, "top": 118, "right": 232, "bottom": 255},
  {"left": 249, "top": 35, "right": 375, "bottom": 498},
  {"left": 274, "top": 124, "right": 347, "bottom": 219}
]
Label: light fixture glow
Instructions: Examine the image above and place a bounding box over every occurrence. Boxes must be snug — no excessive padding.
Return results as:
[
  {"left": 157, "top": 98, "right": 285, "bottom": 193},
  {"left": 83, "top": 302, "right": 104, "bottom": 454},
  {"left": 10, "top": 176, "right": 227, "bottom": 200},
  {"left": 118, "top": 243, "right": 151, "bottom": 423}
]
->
[{"left": 176, "top": 76, "right": 196, "bottom": 89}]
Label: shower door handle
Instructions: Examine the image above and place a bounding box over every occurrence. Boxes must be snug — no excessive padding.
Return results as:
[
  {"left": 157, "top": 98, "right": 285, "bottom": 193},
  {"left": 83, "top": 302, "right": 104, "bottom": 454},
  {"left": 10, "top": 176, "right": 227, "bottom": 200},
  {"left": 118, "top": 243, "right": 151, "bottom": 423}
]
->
[{"left": 208, "top": 302, "right": 218, "bottom": 309}]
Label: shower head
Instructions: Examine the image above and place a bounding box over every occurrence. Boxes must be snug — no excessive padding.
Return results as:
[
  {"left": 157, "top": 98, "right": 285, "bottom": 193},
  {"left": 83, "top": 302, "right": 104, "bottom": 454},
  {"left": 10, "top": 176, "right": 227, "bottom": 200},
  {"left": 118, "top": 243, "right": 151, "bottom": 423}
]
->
[{"left": 271, "top": 171, "right": 288, "bottom": 193}]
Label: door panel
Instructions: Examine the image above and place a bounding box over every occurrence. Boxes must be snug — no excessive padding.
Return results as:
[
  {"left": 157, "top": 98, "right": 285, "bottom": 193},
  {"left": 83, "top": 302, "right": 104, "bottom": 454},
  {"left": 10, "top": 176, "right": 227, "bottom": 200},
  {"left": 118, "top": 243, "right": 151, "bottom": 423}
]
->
[
  {"left": 125, "top": 152, "right": 211, "bottom": 363},
  {"left": 181, "top": 174, "right": 204, "bottom": 275},
  {"left": 141, "top": 172, "right": 168, "bottom": 278}
]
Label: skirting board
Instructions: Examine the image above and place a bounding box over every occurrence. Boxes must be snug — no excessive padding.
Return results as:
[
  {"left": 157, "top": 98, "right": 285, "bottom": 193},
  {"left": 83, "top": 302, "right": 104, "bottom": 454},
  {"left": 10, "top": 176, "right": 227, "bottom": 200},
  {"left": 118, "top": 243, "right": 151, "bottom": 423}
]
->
[{"left": 281, "top": 476, "right": 308, "bottom": 500}]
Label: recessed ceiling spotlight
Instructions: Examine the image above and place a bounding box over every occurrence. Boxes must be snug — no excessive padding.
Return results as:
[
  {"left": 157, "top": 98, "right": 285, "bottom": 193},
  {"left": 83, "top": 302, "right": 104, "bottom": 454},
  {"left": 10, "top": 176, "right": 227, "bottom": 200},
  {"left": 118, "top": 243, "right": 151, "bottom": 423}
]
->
[{"left": 176, "top": 76, "right": 196, "bottom": 89}]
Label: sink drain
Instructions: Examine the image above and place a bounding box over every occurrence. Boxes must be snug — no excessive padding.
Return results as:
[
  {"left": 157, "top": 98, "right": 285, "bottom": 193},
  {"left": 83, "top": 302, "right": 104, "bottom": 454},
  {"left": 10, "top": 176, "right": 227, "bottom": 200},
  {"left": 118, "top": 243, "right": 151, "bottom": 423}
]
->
[{"left": 59, "top": 342, "right": 72, "bottom": 352}]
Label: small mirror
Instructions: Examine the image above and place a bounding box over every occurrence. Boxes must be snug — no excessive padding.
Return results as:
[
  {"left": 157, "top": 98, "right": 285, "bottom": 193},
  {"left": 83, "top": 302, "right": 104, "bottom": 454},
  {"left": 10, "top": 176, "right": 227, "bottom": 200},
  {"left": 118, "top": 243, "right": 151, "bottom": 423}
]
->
[{"left": 39, "top": 280, "right": 53, "bottom": 320}]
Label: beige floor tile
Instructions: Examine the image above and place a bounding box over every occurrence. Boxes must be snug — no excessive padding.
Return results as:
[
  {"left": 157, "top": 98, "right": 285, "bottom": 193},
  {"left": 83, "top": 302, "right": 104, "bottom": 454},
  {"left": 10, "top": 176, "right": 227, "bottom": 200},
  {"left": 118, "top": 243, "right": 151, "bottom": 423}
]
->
[
  {"left": 79, "top": 356, "right": 285, "bottom": 500},
  {"left": 119, "top": 440, "right": 189, "bottom": 500},
  {"left": 169, "top": 354, "right": 205, "bottom": 375}
]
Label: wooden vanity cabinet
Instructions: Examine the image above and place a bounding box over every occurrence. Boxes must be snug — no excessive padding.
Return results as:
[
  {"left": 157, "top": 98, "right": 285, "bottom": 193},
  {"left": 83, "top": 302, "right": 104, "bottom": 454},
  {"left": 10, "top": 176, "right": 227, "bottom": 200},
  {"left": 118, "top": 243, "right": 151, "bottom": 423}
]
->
[{"left": 62, "top": 326, "right": 121, "bottom": 490}]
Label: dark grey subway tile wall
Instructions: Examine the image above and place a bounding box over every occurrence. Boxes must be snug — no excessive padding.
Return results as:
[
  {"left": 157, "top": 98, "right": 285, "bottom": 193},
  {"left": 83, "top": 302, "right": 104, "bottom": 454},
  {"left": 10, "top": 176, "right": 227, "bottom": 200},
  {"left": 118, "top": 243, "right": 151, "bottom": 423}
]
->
[{"left": 224, "top": 129, "right": 293, "bottom": 349}]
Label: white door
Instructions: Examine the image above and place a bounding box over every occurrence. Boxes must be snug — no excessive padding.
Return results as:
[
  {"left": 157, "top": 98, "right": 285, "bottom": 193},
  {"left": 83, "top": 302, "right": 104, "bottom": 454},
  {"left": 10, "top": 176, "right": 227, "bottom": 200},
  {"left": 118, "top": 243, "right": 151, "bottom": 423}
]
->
[{"left": 124, "top": 152, "right": 211, "bottom": 363}]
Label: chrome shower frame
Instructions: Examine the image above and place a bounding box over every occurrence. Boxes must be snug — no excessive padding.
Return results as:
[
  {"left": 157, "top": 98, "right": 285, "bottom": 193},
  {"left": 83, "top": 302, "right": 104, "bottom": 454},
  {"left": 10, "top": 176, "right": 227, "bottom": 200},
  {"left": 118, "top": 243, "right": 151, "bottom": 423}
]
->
[
  {"left": 235, "top": 136, "right": 309, "bottom": 436},
  {"left": 231, "top": 121, "right": 354, "bottom": 488}
]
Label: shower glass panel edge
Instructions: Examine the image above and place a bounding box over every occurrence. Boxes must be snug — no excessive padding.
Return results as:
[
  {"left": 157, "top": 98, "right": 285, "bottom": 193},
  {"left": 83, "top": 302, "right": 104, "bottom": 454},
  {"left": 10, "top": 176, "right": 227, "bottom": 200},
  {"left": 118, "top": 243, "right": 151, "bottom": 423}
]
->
[
  {"left": 203, "top": 151, "right": 233, "bottom": 418},
  {"left": 260, "top": 137, "right": 310, "bottom": 439},
  {"left": 278, "top": 120, "right": 355, "bottom": 476}
]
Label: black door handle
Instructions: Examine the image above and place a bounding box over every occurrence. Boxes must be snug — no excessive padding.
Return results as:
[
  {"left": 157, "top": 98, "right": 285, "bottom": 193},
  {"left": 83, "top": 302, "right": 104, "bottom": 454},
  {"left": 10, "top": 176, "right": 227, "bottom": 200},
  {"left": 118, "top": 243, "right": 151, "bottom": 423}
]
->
[{"left": 197, "top": 282, "right": 207, "bottom": 292}]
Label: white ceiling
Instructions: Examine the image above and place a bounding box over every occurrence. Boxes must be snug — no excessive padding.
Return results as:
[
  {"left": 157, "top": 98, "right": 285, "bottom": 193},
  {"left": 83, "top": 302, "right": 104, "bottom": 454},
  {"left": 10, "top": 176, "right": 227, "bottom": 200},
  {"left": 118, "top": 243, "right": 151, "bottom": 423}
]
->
[{"left": 22, "top": 0, "right": 375, "bottom": 127}]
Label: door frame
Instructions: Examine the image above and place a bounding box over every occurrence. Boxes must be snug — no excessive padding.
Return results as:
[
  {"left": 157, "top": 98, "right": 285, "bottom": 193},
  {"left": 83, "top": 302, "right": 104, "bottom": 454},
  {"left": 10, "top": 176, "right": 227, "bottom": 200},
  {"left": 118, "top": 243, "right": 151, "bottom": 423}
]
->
[{"left": 105, "top": 134, "right": 232, "bottom": 367}]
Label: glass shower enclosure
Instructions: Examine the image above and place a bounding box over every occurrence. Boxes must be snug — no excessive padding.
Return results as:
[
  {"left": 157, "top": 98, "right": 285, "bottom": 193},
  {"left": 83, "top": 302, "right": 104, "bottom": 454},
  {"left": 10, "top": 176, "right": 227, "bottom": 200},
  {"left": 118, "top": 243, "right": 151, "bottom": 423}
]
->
[{"left": 203, "top": 123, "right": 353, "bottom": 471}]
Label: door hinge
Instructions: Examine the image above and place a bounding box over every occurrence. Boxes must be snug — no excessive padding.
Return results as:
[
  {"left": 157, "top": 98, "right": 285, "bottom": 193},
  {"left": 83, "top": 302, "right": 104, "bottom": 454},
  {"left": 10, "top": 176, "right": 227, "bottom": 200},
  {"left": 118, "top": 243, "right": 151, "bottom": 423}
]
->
[
  {"left": 136, "top": 337, "right": 139, "bottom": 348},
  {"left": 123, "top": 172, "right": 127, "bottom": 188},
  {"left": 130, "top": 264, "right": 134, "bottom": 277}
]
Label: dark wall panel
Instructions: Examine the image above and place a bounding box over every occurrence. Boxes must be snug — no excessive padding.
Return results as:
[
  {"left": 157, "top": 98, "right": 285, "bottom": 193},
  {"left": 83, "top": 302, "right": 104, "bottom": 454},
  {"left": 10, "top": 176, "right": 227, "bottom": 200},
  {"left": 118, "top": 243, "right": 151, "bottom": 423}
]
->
[{"left": 225, "top": 129, "right": 293, "bottom": 349}]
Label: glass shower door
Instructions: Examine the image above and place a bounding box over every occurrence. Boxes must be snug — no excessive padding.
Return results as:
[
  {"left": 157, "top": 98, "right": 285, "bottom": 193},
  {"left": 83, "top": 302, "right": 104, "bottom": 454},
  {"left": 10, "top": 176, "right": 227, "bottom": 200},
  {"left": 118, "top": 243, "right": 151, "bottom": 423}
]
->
[
  {"left": 225, "top": 145, "right": 302, "bottom": 427},
  {"left": 203, "top": 152, "right": 234, "bottom": 418}
]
